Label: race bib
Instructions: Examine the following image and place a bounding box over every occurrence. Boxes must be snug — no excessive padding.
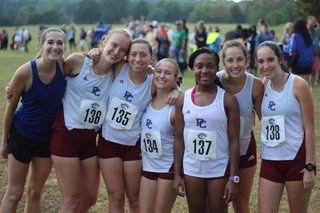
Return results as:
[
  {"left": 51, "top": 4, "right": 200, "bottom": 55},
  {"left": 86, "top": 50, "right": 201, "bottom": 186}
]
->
[
  {"left": 106, "top": 97, "right": 139, "bottom": 130},
  {"left": 187, "top": 129, "right": 217, "bottom": 161},
  {"left": 261, "top": 115, "right": 285, "bottom": 147},
  {"left": 141, "top": 130, "right": 162, "bottom": 158},
  {"left": 77, "top": 99, "right": 107, "bottom": 127}
]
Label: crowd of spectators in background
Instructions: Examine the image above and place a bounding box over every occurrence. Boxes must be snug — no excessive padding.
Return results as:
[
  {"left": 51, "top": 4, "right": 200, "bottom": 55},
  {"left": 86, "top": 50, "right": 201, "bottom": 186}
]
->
[{"left": 1, "top": 16, "right": 319, "bottom": 90}]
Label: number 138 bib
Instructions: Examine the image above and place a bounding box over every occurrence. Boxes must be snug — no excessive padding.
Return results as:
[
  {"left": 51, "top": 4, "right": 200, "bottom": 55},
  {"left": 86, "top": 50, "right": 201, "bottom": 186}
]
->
[
  {"left": 187, "top": 130, "right": 217, "bottom": 161},
  {"left": 261, "top": 115, "right": 285, "bottom": 147},
  {"left": 106, "top": 97, "right": 139, "bottom": 130}
]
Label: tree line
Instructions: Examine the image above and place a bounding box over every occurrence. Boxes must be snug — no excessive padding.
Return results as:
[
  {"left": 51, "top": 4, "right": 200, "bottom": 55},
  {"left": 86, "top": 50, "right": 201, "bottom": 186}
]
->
[{"left": 0, "top": 0, "right": 318, "bottom": 26}]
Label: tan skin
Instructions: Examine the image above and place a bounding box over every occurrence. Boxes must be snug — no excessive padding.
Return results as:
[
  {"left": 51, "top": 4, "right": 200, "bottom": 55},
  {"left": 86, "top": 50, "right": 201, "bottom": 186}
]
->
[
  {"left": 0, "top": 31, "right": 66, "bottom": 213},
  {"left": 97, "top": 42, "right": 179, "bottom": 213},
  {"left": 256, "top": 46, "right": 315, "bottom": 213},
  {"left": 173, "top": 52, "right": 240, "bottom": 213},
  {"left": 220, "top": 45, "right": 264, "bottom": 213},
  {"left": 139, "top": 60, "right": 179, "bottom": 213},
  {"left": 51, "top": 32, "right": 131, "bottom": 213}
]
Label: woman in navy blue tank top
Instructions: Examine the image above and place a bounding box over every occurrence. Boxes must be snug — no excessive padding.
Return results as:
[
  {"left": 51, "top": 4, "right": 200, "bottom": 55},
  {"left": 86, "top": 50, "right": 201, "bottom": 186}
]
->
[{"left": 0, "top": 28, "right": 67, "bottom": 213}]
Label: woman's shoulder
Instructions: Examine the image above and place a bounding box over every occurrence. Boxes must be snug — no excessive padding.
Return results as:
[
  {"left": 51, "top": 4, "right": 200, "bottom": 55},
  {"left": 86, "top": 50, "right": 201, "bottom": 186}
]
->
[{"left": 15, "top": 61, "right": 33, "bottom": 78}]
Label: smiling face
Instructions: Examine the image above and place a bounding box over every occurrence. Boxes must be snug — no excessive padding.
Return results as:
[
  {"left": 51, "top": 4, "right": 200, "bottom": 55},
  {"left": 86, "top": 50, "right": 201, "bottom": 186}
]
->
[
  {"left": 39, "top": 31, "right": 66, "bottom": 61},
  {"left": 256, "top": 46, "right": 282, "bottom": 79},
  {"left": 154, "top": 59, "right": 179, "bottom": 90},
  {"left": 193, "top": 53, "right": 218, "bottom": 86},
  {"left": 102, "top": 32, "right": 131, "bottom": 64},
  {"left": 127, "top": 42, "right": 154, "bottom": 73},
  {"left": 222, "top": 46, "right": 247, "bottom": 78}
]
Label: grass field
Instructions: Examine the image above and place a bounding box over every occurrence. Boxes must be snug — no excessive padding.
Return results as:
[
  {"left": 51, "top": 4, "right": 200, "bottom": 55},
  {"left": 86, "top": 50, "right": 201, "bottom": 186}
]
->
[{"left": 0, "top": 24, "right": 319, "bottom": 212}]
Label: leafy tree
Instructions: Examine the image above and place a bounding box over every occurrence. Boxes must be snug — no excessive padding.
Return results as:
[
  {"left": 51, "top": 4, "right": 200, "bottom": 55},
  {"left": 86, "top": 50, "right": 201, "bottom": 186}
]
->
[
  {"left": 189, "top": 2, "right": 231, "bottom": 23},
  {"left": 148, "top": 7, "right": 167, "bottom": 22},
  {"left": 100, "top": 0, "right": 129, "bottom": 23},
  {"left": 74, "top": 0, "right": 101, "bottom": 24},
  {"left": 0, "top": 15, "right": 11, "bottom": 26},
  {"left": 28, "top": 12, "right": 44, "bottom": 25},
  {"left": 245, "top": 0, "right": 296, "bottom": 25},
  {"left": 131, "top": 1, "right": 149, "bottom": 20},
  {"left": 295, "top": 0, "right": 320, "bottom": 21},
  {"left": 230, "top": 3, "right": 245, "bottom": 23},
  {"left": 158, "top": 1, "right": 183, "bottom": 22}
]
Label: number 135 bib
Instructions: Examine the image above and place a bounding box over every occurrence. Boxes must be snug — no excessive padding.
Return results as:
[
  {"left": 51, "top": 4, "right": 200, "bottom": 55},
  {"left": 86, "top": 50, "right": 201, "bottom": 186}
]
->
[{"left": 106, "top": 97, "right": 139, "bottom": 130}]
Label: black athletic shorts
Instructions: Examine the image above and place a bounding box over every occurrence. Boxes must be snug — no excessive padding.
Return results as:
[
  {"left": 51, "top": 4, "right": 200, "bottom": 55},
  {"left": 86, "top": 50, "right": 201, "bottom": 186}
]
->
[{"left": 7, "top": 127, "right": 51, "bottom": 163}]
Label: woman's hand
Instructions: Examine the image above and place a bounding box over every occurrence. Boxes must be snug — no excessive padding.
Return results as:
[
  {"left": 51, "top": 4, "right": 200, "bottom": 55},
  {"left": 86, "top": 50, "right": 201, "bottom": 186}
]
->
[
  {"left": 223, "top": 180, "right": 238, "bottom": 204},
  {"left": 5, "top": 83, "right": 13, "bottom": 99},
  {"left": 173, "top": 175, "right": 186, "bottom": 197},
  {"left": 0, "top": 138, "right": 8, "bottom": 159},
  {"left": 87, "top": 48, "right": 102, "bottom": 62}
]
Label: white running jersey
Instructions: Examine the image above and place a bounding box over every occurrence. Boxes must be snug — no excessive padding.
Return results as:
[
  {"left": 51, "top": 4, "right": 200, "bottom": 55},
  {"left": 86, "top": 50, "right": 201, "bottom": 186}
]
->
[
  {"left": 102, "top": 63, "right": 153, "bottom": 146},
  {"left": 261, "top": 74, "right": 303, "bottom": 160},
  {"left": 182, "top": 86, "right": 229, "bottom": 178},
  {"left": 63, "top": 57, "right": 113, "bottom": 131},
  {"left": 141, "top": 103, "right": 175, "bottom": 173},
  {"left": 216, "top": 71, "right": 255, "bottom": 155}
]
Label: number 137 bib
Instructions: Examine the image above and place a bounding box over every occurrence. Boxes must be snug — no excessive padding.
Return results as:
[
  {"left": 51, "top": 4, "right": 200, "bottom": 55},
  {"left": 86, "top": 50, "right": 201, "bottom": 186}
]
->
[{"left": 187, "top": 130, "right": 217, "bottom": 161}]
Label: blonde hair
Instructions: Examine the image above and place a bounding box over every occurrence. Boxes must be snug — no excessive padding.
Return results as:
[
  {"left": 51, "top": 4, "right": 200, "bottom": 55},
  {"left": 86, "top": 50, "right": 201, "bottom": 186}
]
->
[
  {"left": 98, "top": 28, "right": 132, "bottom": 48},
  {"left": 284, "top": 22, "right": 293, "bottom": 35},
  {"left": 155, "top": 58, "right": 179, "bottom": 78}
]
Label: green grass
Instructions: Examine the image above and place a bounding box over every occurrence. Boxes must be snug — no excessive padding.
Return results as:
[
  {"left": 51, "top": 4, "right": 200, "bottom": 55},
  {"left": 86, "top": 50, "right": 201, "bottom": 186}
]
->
[{"left": 0, "top": 24, "right": 319, "bottom": 212}]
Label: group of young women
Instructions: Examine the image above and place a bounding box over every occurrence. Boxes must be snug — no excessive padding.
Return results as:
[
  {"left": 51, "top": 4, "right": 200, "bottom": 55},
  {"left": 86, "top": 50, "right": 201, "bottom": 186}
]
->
[{"left": 0, "top": 26, "right": 316, "bottom": 213}]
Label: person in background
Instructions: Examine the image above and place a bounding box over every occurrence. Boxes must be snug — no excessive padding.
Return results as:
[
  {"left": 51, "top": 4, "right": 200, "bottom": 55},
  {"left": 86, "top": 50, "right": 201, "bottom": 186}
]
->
[
  {"left": 1, "top": 29, "right": 9, "bottom": 50},
  {"left": 247, "top": 24, "right": 258, "bottom": 76},
  {"left": 255, "top": 20, "right": 274, "bottom": 50},
  {"left": 22, "top": 26, "right": 30, "bottom": 52},
  {"left": 217, "top": 40, "right": 264, "bottom": 213},
  {"left": 256, "top": 40, "right": 316, "bottom": 213},
  {"left": 289, "top": 18, "right": 314, "bottom": 82},
  {"left": 281, "top": 22, "right": 294, "bottom": 66},
  {"left": 206, "top": 26, "right": 222, "bottom": 53},
  {"left": 144, "top": 24, "right": 157, "bottom": 50},
  {"left": 139, "top": 58, "right": 180, "bottom": 213},
  {"left": 94, "top": 21, "right": 109, "bottom": 48},
  {"left": 66, "top": 23, "right": 77, "bottom": 52},
  {"left": 174, "top": 47, "right": 240, "bottom": 213},
  {"left": 188, "top": 26, "right": 197, "bottom": 53},
  {"left": 307, "top": 15, "right": 320, "bottom": 92},
  {"left": 173, "top": 21, "right": 187, "bottom": 76},
  {"left": 224, "top": 24, "right": 243, "bottom": 42},
  {"left": 79, "top": 26, "right": 87, "bottom": 52},
  {"left": 270, "top": 29, "right": 278, "bottom": 42},
  {"left": 0, "top": 28, "right": 67, "bottom": 213},
  {"left": 87, "top": 26, "right": 96, "bottom": 50},
  {"left": 13, "top": 26, "right": 22, "bottom": 50},
  {"left": 195, "top": 20, "right": 207, "bottom": 49},
  {"left": 156, "top": 23, "right": 170, "bottom": 61},
  {"left": 180, "top": 19, "right": 189, "bottom": 53}
]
